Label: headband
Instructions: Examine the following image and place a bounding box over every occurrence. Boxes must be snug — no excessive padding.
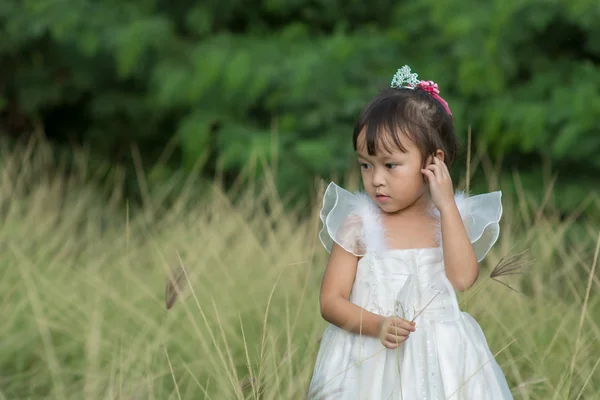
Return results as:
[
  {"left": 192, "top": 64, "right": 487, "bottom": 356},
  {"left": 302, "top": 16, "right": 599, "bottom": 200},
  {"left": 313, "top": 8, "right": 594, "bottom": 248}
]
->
[{"left": 390, "top": 65, "right": 452, "bottom": 115}]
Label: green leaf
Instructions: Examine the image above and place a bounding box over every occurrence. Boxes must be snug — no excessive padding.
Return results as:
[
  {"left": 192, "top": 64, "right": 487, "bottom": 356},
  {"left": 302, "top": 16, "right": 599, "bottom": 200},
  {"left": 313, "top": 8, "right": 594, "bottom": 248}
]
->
[
  {"left": 294, "top": 139, "right": 331, "bottom": 172},
  {"left": 176, "top": 112, "right": 215, "bottom": 171}
]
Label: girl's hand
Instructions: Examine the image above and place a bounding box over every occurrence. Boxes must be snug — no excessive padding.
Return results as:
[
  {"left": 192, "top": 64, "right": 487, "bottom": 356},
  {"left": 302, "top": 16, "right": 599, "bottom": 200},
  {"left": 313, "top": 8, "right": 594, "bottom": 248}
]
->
[
  {"left": 421, "top": 156, "right": 455, "bottom": 213},
  {"left": 378, "top": 316, "right": 416, "bottom": 349}
]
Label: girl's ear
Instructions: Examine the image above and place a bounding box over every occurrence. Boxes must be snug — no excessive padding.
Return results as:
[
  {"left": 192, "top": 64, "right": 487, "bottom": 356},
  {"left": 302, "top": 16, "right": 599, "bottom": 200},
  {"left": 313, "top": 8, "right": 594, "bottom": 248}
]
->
[{"left": 434, "top": 149, "right": 445, "bottom": 163}]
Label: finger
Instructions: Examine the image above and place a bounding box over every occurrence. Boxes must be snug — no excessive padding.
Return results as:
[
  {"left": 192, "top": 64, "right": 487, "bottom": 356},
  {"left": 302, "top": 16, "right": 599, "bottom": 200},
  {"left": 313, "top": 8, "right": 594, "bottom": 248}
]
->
[
  {"left": 390, "top": 325, "right": 412, "bottom": 335},
  {"left": 389, "top": 321, "right": 414, "bottom": 334},
  {"left": 386, "top": 332, "right": 408, "bottom": 341},
  {"left": 425, "top": 163, "right": 438, "bottom": 171},
  {"left": 387, "top": 326, "right": 411, "bottom": 336},
  {"left": 385, "top": 333, "right": 408, "bottom": 345},
  {"left": 382, "top": 340, "right": 400, "bottom": 349},
  {"left": 391, "top": 317, "right": 417, "bottom": 331},
  {"left": 434, "top": 157, "right": 450, "bottom": 178},
  {"left": 424, "top": 164, "right": 442, "bottom": 179},
  {"left": 432, "top": 156, "right": 442, "bottom": 174},
  {"left": 421, "top": 169, "right": 435, "bottom": 182}
]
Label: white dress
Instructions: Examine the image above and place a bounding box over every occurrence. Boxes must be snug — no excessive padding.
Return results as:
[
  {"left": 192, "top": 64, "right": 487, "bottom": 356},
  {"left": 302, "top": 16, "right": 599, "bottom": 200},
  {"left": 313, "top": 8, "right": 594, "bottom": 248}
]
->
[{"left": 308, "top": 182, "right": 513, "bottom": 400}]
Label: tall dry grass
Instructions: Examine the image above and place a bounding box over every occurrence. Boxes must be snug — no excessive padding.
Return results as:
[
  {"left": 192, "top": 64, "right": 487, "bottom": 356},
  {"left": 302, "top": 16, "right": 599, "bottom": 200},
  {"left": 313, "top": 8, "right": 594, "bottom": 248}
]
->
[{"left": 1, "top": 138, "right": 599, "bottom": 399}]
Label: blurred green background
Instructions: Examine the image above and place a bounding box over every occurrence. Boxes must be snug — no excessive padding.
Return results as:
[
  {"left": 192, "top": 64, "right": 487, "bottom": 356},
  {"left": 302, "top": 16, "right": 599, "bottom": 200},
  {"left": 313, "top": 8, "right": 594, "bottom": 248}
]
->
[{"left": 1, "top": 0, "right": 599, "bottom": 211}]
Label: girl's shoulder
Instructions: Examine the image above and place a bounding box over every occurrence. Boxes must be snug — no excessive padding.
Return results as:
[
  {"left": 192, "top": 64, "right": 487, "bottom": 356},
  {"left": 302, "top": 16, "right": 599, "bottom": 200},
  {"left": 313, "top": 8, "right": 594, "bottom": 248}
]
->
[{"left": 319, "top": 182, "right": 503, "bottom": 261}]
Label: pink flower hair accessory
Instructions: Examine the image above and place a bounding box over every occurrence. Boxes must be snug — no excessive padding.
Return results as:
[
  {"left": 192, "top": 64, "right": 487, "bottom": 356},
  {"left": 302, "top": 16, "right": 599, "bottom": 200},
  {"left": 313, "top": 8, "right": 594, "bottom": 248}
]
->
[
  {"left": 416, "top": 80, "right": 439, "bottom": 94},
  {"left": 417, "top": 80, "right": 451, "bottom": 115},
  {"left": 390, "top": 66, "right": 452, "bottom": 115}
]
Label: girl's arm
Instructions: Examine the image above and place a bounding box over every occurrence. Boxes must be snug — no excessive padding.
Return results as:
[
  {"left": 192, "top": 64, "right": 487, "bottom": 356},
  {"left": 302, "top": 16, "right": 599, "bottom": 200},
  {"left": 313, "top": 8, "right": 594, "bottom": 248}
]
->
[
  {"left": 319, "top": 243, "right": 382, "bottom": 338},
  {"left": 439, "top": 203, "right": 479, "bottom": 291},
  {"left": 423, "top": 155, "right": 479, "bottom": 292}
]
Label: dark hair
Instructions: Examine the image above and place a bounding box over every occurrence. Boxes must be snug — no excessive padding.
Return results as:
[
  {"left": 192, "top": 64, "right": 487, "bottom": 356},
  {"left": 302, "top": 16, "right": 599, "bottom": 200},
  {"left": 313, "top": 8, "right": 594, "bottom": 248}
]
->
[{"left": 352, "top": 88, "right": 457, "bottom": 168}]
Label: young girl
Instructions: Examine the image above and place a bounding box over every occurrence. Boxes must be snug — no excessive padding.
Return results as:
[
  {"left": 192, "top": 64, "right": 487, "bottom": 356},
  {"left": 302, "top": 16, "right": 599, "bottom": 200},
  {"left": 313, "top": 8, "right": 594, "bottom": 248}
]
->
[{"left": 308, "top": 66, "right": 513, "bottom": 399}]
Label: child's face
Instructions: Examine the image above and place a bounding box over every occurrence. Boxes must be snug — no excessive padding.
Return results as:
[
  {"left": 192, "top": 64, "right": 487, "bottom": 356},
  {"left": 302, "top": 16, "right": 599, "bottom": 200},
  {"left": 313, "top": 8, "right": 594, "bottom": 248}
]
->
[{"left": 356, "top": 130, "right": 429, "bottom": 214}]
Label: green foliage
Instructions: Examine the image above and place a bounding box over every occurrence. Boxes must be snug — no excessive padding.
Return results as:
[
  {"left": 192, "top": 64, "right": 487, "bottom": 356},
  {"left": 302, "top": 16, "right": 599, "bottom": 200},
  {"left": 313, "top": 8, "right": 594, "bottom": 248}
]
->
[{"left": 1, "top": 0, "right": 599, "bottom": 209}]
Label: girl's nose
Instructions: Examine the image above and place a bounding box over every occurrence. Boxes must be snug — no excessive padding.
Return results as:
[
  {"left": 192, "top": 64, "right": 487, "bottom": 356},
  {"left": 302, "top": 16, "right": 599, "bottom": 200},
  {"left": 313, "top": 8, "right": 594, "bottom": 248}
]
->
[{"left": 372, "top": 167, "right": 385, "bottom": 186}]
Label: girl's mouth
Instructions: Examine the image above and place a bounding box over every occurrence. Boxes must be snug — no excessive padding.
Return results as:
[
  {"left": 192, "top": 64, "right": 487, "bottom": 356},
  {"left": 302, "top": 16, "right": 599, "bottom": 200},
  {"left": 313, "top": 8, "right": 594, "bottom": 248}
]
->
[{"left": 376, "top": 194, "right": 390, "bottom": 203}]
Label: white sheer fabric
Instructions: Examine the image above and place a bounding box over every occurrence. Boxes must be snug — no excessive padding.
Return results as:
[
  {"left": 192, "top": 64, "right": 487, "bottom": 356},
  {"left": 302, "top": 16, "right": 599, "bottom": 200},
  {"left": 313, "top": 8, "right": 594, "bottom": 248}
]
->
[
  {"left": 309, "top": 182, "right": 512, "bottom": 400},
  {"left": 452, "top": 191, "right": 503, "bottom": 262},
  {"left": 319, "top": 182, "right": 503, "bottom": 261},
  {"left": 319, "top": 183, "right": 387, "bottom": 257}
]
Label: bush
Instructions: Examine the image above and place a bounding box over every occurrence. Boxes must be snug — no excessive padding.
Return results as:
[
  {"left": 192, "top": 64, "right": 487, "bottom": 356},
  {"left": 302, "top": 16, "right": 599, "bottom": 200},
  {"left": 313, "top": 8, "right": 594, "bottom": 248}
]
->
[{"left": 1, "top": 0, "right": 599, "bottom": 211}]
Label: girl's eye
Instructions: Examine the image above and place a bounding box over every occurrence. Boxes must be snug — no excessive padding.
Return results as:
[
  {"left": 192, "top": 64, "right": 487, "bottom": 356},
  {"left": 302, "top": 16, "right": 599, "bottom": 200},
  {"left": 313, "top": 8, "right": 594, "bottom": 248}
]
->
[
  {"left": 386, "top": 163, "right": 398, "bottom": 169},
  {"left": 359, "top": 163, "right": 371, "bottom": 169}
]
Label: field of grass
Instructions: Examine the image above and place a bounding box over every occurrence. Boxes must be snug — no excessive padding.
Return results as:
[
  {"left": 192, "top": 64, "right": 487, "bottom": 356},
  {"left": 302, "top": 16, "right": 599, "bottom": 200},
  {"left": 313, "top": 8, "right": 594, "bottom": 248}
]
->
[{"left": 1, "top": 140, "right": 599, "bottom": 399}]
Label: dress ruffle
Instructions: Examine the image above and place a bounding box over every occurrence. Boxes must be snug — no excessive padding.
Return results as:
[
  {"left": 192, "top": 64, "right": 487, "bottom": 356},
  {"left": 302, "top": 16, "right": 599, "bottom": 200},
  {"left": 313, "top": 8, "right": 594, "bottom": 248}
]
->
[
  {"left": 453, "top": 191, "right": 502, "bottom": 261},
  {"left": 318, "top": 182, "right": 502, "bottom": 262},
  {"left": 318, "top": 182, "right": 387, "bottom": 257}
]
